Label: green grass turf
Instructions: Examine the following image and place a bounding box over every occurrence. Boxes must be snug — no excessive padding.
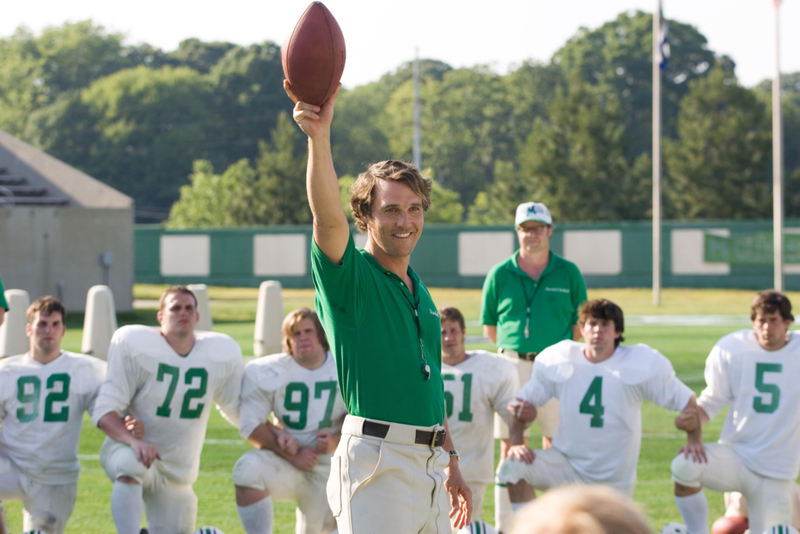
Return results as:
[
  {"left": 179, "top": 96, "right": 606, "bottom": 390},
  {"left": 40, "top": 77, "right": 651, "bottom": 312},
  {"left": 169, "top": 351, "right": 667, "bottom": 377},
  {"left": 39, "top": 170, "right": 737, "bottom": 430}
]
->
[{"left": 3, "top": 287, "right": 787, "bottom": 533}]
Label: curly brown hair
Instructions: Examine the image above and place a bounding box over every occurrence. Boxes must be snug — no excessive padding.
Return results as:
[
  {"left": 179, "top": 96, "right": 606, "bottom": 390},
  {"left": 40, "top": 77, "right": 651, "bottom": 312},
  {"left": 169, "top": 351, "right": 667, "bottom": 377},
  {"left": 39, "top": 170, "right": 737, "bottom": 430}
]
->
[
  {"left": 751, "top": 290, "right": 794, "bottom": 322},
  {"left": 578, "top": 299, "right": 624, "bottom": 347},
  {"left": 349, "top": 160, "right": 432, "bottom": 232}
]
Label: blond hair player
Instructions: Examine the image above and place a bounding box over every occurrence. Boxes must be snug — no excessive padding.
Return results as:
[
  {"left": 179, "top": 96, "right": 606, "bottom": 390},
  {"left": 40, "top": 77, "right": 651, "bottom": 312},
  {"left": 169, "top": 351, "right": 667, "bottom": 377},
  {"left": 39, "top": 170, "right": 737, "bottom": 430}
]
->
[{"left": 233, "top": 308, "right": 346, "bottom": 534}]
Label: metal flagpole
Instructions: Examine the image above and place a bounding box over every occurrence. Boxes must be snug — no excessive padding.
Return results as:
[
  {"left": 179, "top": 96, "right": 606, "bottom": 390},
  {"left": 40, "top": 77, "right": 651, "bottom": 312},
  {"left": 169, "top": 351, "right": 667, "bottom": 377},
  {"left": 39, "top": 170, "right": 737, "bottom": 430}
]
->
[
  {"left": 773, "top": 0, "right": 784, "bottom": 292},
  {"left": 652, "top": 1, "right": 662, "bottom": 306},
  {"left": 413, "top": 47, "right": 422, "bottom": 170}
]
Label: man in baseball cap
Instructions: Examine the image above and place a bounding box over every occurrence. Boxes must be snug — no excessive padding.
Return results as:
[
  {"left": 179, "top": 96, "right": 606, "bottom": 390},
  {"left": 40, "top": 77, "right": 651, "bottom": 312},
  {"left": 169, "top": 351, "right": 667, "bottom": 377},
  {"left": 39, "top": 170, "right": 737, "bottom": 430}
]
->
[
  {"left": 480, "top": 201, "right": 587, "bottom": 532},
  {"left": 515, "top": 202, "right": 553, "bottom": 227}
]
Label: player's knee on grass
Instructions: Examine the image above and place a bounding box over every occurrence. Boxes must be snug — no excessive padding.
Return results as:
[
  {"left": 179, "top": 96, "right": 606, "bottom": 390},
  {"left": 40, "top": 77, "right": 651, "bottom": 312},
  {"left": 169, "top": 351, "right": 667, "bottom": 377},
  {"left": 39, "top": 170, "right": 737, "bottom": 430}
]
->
[
  {"left": 232, "top": 451, "right": 268, "bottom": 491},
  {"left": 102, "top": 444, "right": 147, "bottom": 484},
  {"left": 671, "top": 453, "right": 704, "bottom": 489}
]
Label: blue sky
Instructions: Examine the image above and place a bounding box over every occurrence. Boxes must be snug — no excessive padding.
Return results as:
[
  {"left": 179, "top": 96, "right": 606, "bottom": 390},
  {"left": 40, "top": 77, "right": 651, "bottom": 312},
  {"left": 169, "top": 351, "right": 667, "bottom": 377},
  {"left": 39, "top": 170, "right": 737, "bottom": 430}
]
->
[{"left": 2, "top": 0, "right": 797, "bottom": 89}]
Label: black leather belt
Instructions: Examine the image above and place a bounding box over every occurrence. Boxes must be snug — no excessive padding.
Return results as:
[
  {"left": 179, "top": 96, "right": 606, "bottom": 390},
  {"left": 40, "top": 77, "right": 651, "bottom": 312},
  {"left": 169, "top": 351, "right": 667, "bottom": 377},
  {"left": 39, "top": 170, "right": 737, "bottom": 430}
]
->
[
  {"left": 500, "top": 348, "right": 538, "bottom": 362},
  {"left": 362, "top": 420, "right": 446, "bottom": 448}
]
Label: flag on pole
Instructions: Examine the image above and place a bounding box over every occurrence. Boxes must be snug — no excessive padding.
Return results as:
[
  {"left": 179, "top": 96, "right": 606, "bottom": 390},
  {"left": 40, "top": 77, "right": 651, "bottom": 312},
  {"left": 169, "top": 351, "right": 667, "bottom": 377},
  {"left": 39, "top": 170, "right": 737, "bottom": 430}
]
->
[
  {"left": 774, "top": 0, "right": 781, "bottom": 7},
  {"left": 658, "top": 4, "right": 670, "bottom": 70}
]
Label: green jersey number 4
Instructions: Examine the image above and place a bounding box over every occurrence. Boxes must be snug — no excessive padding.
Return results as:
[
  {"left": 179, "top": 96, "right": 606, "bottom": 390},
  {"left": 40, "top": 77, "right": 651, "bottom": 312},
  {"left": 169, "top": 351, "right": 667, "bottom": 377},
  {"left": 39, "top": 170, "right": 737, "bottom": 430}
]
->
[{"left": 579, "top": 376, "right": 605, "bottom": 428}]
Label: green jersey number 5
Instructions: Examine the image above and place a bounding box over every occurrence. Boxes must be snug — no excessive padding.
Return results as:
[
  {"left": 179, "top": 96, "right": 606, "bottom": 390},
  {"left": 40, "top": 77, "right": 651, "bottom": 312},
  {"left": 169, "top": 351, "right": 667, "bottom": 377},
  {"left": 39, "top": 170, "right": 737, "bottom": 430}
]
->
[
  {"left": 753, "top": 363, "right": 782, "bottom": 413},
  {"left": 579, "top": 376, "right": 605, "bottom": 428}
]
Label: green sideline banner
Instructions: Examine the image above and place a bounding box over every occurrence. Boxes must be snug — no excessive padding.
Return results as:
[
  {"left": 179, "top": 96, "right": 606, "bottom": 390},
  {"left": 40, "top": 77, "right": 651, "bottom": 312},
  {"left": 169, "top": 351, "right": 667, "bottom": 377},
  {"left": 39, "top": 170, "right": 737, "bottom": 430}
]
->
[{"left": 705, "top": 232, "right": 800, "bottom": 265}]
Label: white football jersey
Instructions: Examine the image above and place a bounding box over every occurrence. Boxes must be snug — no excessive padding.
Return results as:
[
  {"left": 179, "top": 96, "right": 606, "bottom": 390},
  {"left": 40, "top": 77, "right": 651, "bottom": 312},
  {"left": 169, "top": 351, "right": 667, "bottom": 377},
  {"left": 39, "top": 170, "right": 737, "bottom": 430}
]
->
[
  {"left": 442, "top": 350, "right": 519, "bottom": 484},
  {"left": 698, "top": 330, "right": 800, "bottom": 479},
  {"left": 517, "top": 340, "right": 693, "bottom": 489},
  {"left": 0, "top": 351, "right": 106, "bottom": 484},
  {"left": 92, "top": 325, "right": 243, "bottom": 484},
  {"left": 239, "top": 351, "right": 346, "bottom": 450}
]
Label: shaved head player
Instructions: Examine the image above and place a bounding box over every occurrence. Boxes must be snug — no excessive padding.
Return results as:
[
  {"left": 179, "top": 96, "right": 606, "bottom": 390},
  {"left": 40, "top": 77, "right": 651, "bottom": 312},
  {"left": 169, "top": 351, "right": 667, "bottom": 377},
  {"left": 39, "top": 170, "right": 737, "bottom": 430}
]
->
[
  {"left": 287, "top": 80, "right": 472, "bottom": 533},
  {"left": 94, "top": 285, "right": 243, "bottom": 534}
]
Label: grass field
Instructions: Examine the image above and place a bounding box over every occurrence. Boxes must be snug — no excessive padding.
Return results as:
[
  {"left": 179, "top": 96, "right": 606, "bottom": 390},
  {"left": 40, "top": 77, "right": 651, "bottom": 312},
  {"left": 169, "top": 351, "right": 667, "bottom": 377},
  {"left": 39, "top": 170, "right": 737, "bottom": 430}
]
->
[{"left": 3, "top": 287, "right": 788, "bottom": 533}]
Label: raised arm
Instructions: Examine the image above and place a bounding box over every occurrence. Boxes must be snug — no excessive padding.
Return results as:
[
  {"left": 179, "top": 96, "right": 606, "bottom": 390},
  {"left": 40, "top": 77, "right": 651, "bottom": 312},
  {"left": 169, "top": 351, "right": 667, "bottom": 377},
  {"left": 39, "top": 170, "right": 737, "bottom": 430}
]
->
[{"left": 285, "top": 81, "right": 349, "bottom": 264}]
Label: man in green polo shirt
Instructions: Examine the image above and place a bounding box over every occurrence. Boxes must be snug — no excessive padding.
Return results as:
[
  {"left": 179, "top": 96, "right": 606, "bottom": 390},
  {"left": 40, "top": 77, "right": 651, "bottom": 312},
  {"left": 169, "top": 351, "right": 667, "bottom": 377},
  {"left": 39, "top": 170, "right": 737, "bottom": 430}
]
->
[
  {"left": 285, "top": 83, "right": 471, "bottom": 533},
  {"left": 481, "top": 201, "right": 586, "bottom": 533}
]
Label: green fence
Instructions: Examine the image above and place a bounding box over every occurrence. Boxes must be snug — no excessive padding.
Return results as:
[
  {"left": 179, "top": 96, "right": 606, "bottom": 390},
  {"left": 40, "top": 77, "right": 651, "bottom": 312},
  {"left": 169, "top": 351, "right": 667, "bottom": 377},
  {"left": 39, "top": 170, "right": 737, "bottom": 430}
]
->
[{"left": 135, "top": 219, "right": 800, "bottom": 290}]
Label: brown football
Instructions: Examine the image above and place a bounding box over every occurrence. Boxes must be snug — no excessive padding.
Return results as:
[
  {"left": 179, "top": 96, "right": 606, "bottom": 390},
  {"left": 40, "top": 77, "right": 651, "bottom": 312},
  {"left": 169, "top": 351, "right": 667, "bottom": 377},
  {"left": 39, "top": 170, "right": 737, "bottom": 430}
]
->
[
  {"left": 282, "top": 2, "right": 346, "bottom": 106},
  {"left": 711, "top": 516, "right": 749, "bottom": 534}
]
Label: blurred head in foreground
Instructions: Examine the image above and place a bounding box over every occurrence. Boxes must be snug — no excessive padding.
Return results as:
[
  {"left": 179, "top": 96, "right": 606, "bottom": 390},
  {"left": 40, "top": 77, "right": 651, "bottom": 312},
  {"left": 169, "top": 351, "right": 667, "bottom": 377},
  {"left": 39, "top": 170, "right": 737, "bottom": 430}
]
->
[{"left": 511, "top": 485, "right": 653, "bottom": 534}]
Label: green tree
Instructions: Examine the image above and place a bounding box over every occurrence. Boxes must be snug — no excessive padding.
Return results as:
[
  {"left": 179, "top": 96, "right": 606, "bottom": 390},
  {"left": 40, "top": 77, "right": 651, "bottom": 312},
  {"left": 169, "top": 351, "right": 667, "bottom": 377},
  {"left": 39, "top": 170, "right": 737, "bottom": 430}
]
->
[
  {"left": 384, "top": 67, "right": 514, "bottom": 210},
  {"left": 255, "top": 111, "right": 311, "bottom": 225},
  {"left": 166, "top": 159, "right": 259, "bottom": 228},
  {"left": 331, "top": 83, "right": 392, "bottom": 178},
  {"left": 209, "top": 42, "right": 287, "bottom": 166},
  {"left": 515, "top": 76, "right": 651, "bottom": 221},
  {"left": 332, "top": 59, "right": 452, "bottom": 178},
  {"left": 467, "top": 160, "right": 525, "bottom": 224},
  {"left": 167, "top": 38, "right": 236, "bottom": 74},
  {"left": 665, "top": 65, "right": 771, "bottom": 219},
  {"left": 755, "top": 73, "right": 800, "bottom": 217},
  {"left": 554, "top": 11, "right": 722, "bottom": 159},
  {"left": 422, "top": 167, "right": 464, "bottom": 224},
  {"left": 80, "top": 65, "right": 216, "bottom": 214},
  {"left": 503, "top": 61, "right": 565, "bottom": 150},
  {"left": 0, "top": 21, "right": 159, "bottom": 135},
  {"left": 23, "top": 90, "right": 98, "bottom": 164}
]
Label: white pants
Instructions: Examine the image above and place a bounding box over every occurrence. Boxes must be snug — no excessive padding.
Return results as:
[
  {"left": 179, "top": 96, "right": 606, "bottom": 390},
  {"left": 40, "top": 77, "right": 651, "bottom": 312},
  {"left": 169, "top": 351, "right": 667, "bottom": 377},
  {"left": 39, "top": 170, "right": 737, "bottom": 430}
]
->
[
  {"left": 232, "top": 448, "right": 336, "bottom": 534},
  {"left": 671, "top": 442, "right": 793, "bottom": 534},
  {"left": 492, "top": 351, "right": 559, "bottom": 439},
  {"left": 328, "top": 415, "right": 451, "bottom": 534},
  {"left": 0, "top": 453, "right": 77, "bottom": 534},
  {"left": 102, "top": 441, "right": 198, "bottom": 534},
  {"left": 497, "top": 448, "right": 634, "bottom": 499}
]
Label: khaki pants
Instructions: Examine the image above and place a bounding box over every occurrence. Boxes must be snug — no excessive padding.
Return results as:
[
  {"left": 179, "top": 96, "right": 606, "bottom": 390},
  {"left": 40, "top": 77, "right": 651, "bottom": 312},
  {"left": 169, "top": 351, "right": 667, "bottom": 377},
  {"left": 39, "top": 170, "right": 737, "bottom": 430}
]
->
[{"left": 328, "top": 415, "right": 452, "bottom": 534}]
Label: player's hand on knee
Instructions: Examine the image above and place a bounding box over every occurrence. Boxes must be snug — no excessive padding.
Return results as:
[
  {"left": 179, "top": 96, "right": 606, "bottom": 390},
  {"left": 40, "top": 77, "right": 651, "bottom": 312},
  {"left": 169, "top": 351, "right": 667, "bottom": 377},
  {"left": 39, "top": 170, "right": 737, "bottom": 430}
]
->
[
  {"left": 124, "top": 415, "right": 146, "bottom": 440},
  {"left": 132, "top": 439, "right": 161, "bottom": 468},
  {"left": 278, "top": 433, "right": 300, "bottom": 456},
  {"left": 290, "top": 446, "right": 320, "bottom": 471},
  {"left": 507, "top": 444, "right": 536, "bottom": 465},
  {"left": 678, "top": 441, "right": 707, "bottom": 464},
  {"left": 315, "top": 430, "right": 337, "bottom": 454}
]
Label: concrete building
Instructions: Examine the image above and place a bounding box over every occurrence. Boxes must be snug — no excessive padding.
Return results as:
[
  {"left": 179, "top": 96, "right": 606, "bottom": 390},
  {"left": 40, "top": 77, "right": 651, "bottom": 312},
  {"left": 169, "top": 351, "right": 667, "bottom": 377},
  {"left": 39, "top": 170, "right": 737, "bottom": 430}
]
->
[{"left": 0, "top": 130, "right": 134, "bottom": 312}]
